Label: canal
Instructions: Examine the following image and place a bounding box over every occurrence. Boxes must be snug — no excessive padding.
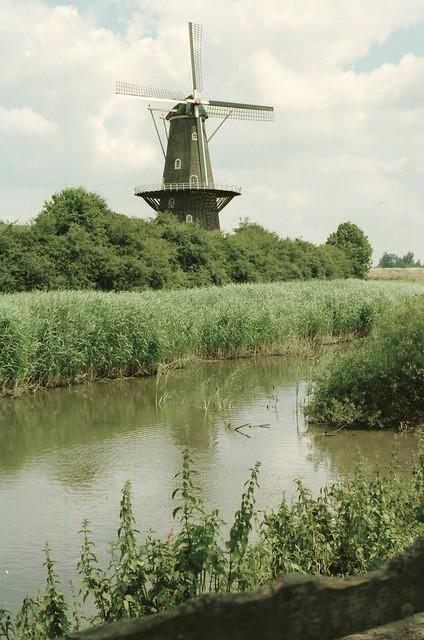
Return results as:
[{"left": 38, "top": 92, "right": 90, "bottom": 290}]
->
[{"left": 0, "top": 355, "right": 419, "bottom": 610}]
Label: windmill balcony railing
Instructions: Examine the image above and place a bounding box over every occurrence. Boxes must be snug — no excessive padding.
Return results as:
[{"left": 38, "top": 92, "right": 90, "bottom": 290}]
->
[{"left": 134, "top": 182, "right": 242, "bottom": 195}]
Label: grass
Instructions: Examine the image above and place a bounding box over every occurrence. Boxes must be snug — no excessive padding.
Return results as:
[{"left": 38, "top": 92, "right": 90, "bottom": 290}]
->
[
  {"left": 306, "top": 295, "right": 424, "bottom": 428},
  {"left": 369, "top": 267, "right": 424, "bottom": 281},
  {"left": 0, "top": 279, "right": 424, "bottom": 396}
]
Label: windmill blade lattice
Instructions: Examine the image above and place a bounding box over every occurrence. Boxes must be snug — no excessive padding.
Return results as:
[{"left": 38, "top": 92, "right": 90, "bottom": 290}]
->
[
  {"left": 189, "top": 22, "right": 203, "bottom": 93},
  {"left": 115, "top": 81, "right": 186, "bottom": 103},
  {"left": 205, "top": 100, "right": 274, "bottom": 121}
]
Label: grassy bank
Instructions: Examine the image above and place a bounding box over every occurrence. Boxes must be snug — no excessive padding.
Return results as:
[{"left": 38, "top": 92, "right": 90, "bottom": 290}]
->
[
  {"left": 0, "top": 280, "right": 423, "bottom": 395},
  {"left": 306, "top": 295, "right": 424, "bottom": 428},
  {"left": 1, "top": 450, "right": 423, "bottom": 637}
]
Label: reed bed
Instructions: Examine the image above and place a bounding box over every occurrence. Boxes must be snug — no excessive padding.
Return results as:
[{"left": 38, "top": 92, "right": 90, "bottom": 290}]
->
[{"left": 0, "top": 280, "right": 423, "bottom": 395}]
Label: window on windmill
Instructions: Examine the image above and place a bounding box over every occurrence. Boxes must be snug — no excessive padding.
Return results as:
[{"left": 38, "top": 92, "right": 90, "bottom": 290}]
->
[
  {"left": 186, "top": 214, "right": 193, "bottom": 223},
  {"left": 168, "top": 198, "right": 175, "bottom": 209},
  {"left": 192, "top": 131, "right": 198, "bottom": 141},
  {"left": 174, "top": 158, "right": 181, "bottom": 170},
  {"left": 190, "top": 175, "right": 199, "bottom": 187}
]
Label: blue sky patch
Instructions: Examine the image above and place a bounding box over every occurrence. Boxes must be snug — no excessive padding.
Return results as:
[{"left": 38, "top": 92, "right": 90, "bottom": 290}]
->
[{"left": 352, "top": 21, "right": 424, "bottom": 72}]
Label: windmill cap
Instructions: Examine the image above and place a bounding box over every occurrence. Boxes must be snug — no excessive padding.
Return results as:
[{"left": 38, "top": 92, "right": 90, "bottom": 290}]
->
[{"left": 166, "top": 98, "right": 208, "bottom": 120}]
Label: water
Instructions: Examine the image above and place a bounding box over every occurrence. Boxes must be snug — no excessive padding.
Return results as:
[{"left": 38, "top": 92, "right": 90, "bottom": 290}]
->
[{"left": 0, "top": 356, "right": 419, "bottom": 611}]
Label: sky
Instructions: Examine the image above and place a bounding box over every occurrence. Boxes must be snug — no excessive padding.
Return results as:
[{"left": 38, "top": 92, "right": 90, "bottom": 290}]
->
[{"left": 1, "top": 0, "right": 424, "bottom": 263}]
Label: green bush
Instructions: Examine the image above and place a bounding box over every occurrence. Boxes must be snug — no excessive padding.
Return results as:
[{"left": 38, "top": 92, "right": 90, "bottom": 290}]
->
[
  {"left": 0, "top": 188, "right": 371, "bottom": 293},
  {"left": 306, "top": 296, "right": 424, "bottom": 427}
]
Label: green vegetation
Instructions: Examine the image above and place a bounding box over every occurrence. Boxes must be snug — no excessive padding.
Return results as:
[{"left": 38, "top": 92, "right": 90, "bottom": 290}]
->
[
  {"left": 378, "top": 251, "right": 422, "bottom": 268},
  {"left": 306, "top": 296, "right": 424, "bottom": 428},
  {"left": 1, "top": 280, "right": 423, "bottom": 395},
  {"left": 326, "top": 221, "right": 372, "bottom": 279},
  {"left": 0, "top": 188, "right": 365, "bottom": 293},
  {"left": 369, "top": 267, "right": 424, "bottom": 282},
  {"left": 0, "top": 450, "right": 423, "bottom": 638}
]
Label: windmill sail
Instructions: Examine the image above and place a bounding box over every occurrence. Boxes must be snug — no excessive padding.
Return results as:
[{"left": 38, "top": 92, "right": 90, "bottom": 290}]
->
[
  {"left": 115, "top": 81, "right": 186, "bottom": 103},
  {"left": 188, "top": 22, "right": 207, "bottom": 183},
  {"left": 189, "top": 22, "right": 203, "bottom": 93},
  {"left": 205, "top": 100, "right": 274, "bottom": 121}
]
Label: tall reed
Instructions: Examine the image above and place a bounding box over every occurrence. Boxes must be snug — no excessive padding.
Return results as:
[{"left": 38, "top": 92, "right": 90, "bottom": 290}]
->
[{"left": 0, "top": 280, "right": 422, "bottom": 395}]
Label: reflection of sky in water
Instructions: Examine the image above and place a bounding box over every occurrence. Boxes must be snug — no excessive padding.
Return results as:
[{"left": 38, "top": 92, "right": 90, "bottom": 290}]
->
[{"left": 0, "top": 356, "right": 420, "bottom": 611}]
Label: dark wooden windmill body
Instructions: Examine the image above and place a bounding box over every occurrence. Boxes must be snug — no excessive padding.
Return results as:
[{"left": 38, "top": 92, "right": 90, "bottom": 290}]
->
[{"left": 117, "top": 23, "right": 273, "bottom": 230}]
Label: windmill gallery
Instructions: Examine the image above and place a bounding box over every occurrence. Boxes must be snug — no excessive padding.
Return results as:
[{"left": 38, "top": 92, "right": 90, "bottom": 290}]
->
[{"left": 116, "top": 22, "right": 274, "bottom": 230}]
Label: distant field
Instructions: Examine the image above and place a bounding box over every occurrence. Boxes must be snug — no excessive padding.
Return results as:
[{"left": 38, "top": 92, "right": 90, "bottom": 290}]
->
[{"left": 369, "top": 267, "right": 424, "bottom": 281}]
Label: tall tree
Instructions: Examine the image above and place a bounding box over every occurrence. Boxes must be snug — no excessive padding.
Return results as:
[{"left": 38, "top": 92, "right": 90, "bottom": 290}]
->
[{"left": 326, "top": 222, "right": 372, "bottom": 279}]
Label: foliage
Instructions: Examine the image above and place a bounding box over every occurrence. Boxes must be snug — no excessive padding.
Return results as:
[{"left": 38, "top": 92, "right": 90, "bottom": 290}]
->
[
  {"left": 378, "top": 251, "right": 422, "bottom": 268},
  {"left": 0, "top": 188, "right": 369, "bottom": 293},
  {"left": 262, "top": 460, "right": 423, "bottom": 578},
  {"left": 1, "top": 546, "right": 68, "bottom": 640},
  {"left": 1, "top": 449, "right": 423, "bottom": 638},
  {"left": 306, "top": 296, "right": 424, "bottom": 428},
  {"left": 326, "top": 222, "right": 372, "bottom": 279},
  {"left": 0, "top": 280, "right": 422, "bottom": 395},
  {"left": 226, "top": 462, "right": 260, "bottom": 591}
]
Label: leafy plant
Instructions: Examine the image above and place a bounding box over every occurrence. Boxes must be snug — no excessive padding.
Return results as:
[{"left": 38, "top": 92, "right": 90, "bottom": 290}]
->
[
  {"left": 0, "top": 608, "right": 14, "bottom": 640},
  {"left": 2, "top": 448, "right": 423, "bottom": 639},
  {"left": 226, "top": 462, "right": 260, "bottom": 591},
  {"left": 78, "top": 520, "right": 113, "bottom": 622},
  {"left": 306, "top": 296, "right": 424, "bottom": 428}
]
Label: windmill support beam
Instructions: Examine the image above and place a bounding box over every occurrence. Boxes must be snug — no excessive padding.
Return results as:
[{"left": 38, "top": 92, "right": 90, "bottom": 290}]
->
[
  {"left": 207, "top": 111, "right": 233, "bottom": 143},
  {"left": 148, "top": 107, "right": 166, "bottom": 159}
]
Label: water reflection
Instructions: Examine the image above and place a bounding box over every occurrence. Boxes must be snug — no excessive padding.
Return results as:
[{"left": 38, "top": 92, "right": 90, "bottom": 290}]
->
[
  {"left": 0, "top": 358, "right": 308, "bottom": 478},
  {"left": 305, "top": 425, "right": 420, "bottom": 475}
]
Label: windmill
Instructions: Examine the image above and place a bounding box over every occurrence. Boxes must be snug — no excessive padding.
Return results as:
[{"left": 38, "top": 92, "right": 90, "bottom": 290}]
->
[{"left": 116, "top": 22, "right": 274, "bottom": 230}]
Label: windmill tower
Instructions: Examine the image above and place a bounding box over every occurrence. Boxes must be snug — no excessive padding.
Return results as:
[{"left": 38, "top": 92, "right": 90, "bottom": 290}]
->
[{"left": 116, "top": 22, "right": 274, "bottom": 230}]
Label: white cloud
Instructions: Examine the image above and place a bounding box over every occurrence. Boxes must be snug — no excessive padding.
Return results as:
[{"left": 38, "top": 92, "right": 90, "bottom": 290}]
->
[
  {"left": 89, "top": 98, "right": 158, "bottom": 173},
  {"left": 0, "top": 106, "right": 57, "bottom": 136}
]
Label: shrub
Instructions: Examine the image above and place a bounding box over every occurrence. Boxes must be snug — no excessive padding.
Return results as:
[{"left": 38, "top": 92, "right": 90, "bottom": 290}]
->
[
  {"left": 306, "top": 296, "right": 424, "bottom": 427},
  {"left": 0, "top": 189, "right": 372, "bottom": 292}
]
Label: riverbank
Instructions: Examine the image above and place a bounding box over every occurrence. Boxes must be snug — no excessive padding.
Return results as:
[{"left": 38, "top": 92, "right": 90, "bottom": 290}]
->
[{"left": 1, "top": 280, "right": 423, "bottom": 396}]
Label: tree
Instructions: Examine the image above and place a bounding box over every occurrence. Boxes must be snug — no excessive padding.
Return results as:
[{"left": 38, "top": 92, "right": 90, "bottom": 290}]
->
[
  {"left": 378, "top": 252, "right": 397, "bottom": 268},
  {"left": 326, "top": 222, "right": 372, "bottom": 279},
  {"left": 36, "top": 187, "right": 111, "bottom": 236},
  {"left": 378, "top": 252, "right": 421, "bottom": 268},
  {"left": 0, "top": 188, "right": 369, "bottom": 292}
]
